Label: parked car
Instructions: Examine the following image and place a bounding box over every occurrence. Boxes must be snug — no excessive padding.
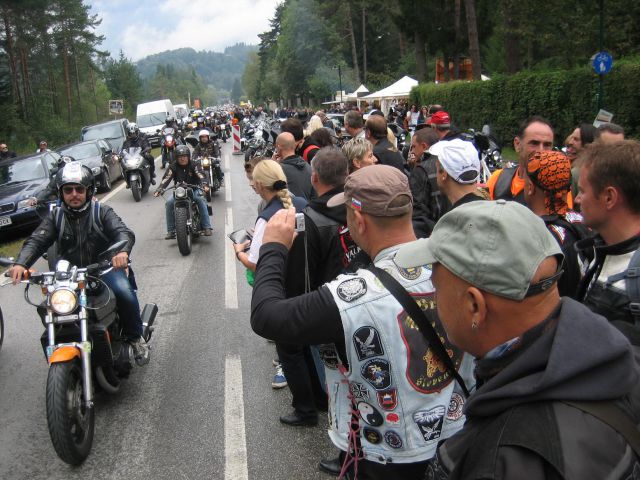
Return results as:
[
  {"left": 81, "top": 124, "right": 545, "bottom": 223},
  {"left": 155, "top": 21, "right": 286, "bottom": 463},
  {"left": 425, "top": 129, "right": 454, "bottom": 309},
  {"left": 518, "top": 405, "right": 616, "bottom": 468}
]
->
[
  {"left": 0, "top": 151, "right": 61, "bottom": 237},
  {"left": 57, "top": 139, "right": 121, "bottom": 192},
  {"left": 81, "top": 118, "right": 130, "bottom": 153}
]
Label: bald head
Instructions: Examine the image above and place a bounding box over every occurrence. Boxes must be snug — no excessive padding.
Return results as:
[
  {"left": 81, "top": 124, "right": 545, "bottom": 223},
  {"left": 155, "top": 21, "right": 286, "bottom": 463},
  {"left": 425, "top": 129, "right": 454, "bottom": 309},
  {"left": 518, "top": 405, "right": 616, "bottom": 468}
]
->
[{"left": 276, "top": 132, "right": 297, "bottom": 159}]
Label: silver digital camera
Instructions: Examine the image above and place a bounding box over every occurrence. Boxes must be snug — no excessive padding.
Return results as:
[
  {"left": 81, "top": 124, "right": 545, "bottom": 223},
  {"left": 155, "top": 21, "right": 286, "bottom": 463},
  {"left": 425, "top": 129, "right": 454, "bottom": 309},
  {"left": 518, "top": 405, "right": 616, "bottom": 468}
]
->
[{"left": 295, "top": 212, "right": 305, "bottom": 232}]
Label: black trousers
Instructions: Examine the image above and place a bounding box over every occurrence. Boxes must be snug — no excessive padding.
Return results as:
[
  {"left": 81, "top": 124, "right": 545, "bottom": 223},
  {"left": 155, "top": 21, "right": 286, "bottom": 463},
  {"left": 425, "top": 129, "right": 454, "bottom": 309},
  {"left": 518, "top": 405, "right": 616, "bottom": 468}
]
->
[
  {"left": 275, "top": 342, "right": 327, "bottom": 416},
  {"left": 339, "top": 450, "right": 430, "bottom": 480}
]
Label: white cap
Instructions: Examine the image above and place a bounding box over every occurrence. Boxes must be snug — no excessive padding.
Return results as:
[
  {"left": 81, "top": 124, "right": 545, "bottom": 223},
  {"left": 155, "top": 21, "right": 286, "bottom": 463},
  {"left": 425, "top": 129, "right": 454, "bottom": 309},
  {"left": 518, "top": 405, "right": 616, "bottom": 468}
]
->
[{"left": 429, "top": 139, "right": 480, "bottom": 184}]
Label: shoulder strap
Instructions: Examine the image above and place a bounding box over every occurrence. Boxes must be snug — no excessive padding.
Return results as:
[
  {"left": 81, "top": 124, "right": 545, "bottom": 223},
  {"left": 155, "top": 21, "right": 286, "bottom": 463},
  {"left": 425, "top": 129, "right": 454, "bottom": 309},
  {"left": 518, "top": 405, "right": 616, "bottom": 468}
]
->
[
  {"left": 563, "top": 400, "right": 640, "bottom": 456},
  {"left": 55, "top": 206, "right": 65, "bottom": 245},
  {"left": 90, "top": 202, "right": 110, "bottom": 242},
  {"left": 366, "top": 264, "right": 470, "bottom": 397}
]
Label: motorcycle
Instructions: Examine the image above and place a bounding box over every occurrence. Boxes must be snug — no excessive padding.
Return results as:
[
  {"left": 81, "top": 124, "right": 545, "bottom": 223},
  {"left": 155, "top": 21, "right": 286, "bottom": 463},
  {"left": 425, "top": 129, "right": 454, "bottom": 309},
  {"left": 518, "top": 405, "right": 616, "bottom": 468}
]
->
[
  {"left": 465, "top": 125, "right": 505, "bottom": 184},
  {"left": 194, "top": 156, "right": 222, "bottom": 202},
  {"left": 159, "top": 184, "right": 208, "bottom": 256},
  {"left": 118, "top": 147, "right": 152, "bottom": 202},
  {"left": 1, "top": 243, "right": 157, "bottom": 465},
  {"left": 159, "top": 127, "right": 180, "bottom": 169}
]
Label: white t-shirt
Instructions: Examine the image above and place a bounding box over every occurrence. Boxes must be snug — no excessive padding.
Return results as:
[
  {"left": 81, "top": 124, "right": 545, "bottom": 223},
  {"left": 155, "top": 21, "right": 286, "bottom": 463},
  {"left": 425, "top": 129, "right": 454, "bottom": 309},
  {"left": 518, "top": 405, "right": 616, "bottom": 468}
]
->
[{"left": 247, "top": 218, "right": 267, "bottom": 265}]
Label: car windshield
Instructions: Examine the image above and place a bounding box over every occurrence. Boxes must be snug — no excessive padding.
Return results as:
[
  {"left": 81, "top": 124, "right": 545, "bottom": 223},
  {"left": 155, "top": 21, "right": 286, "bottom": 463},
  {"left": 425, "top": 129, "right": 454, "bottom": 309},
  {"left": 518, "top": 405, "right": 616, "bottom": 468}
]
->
[
  {"left": 59, "top": 143, "right": 100, "bottom": 161},
  {"left": 82, "top": 123, "right": 122, "bottom": 141},
  {"left": 138, "top": 113, "right": 167, "bottom": 128},
  {"left": 0, "top": 156, "right": 46, "bottom": 185}
]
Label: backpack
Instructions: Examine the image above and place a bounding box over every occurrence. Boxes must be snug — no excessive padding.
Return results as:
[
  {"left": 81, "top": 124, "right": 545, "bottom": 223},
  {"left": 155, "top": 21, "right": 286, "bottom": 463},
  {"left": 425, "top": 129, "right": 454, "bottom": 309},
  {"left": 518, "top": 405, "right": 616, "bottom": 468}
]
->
[
  {"left": 54, "top": 201, "right": 109, "bottom": 245},
  {"left": 302, "top": 144, "right": 319, "bottom": 162},
  {"left": 416, "top": 154, "right": 449, "bottom": 223},
  {"left": 493, "top": 165, "right": 524, "bottom": 203},
  {"left": 606, "top": 248, "right": 640, "bottom": 327}
]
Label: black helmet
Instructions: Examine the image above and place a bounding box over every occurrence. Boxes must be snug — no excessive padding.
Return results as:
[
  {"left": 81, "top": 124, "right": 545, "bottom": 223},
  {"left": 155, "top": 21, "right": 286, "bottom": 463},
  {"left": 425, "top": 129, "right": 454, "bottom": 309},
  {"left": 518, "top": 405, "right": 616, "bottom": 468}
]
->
[
  {"left": 55, "top": 162, "right": 95, "bottom": 207},
  {"left": 166, "top": 115, "right": 175, "bottom": 126},
  {"left": 175, "top": 145, "right": 190, "bottom": 162},
  {"left": 127, "top": 123, "right": 139, "bottom": 139}
]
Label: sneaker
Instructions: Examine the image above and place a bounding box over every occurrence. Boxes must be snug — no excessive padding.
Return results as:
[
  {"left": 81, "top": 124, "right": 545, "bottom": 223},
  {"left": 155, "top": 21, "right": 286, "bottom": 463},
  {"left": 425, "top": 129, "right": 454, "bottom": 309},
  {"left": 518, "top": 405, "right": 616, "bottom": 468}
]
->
[
  {"left": 272, "top": 358, "right": 280, "bottom": 367},
  {"left": 272, "top": 365, "right": 287, "bottom": 389},
  {"left": 130, "top": 336, "right": 150, "bottom": 366},
  {"left": 165, "top": 231, "right": 176, "bottom": 240},
  {"left": 203, "top": 228, "right": 213, "bottom": 236}
]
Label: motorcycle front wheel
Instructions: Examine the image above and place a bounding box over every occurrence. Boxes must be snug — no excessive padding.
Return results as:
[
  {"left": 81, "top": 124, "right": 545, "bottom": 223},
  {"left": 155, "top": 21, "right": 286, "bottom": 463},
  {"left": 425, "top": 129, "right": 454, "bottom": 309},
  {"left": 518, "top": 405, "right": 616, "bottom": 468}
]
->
[
  {"left": 175, "top": 206, "right": 192, "bottom": 256},
  {"left": 46, "top": 360, "right": 95, "bottom": 465},
  {"left": 131, "top": 180, "right": 142, "bottom": 202}
]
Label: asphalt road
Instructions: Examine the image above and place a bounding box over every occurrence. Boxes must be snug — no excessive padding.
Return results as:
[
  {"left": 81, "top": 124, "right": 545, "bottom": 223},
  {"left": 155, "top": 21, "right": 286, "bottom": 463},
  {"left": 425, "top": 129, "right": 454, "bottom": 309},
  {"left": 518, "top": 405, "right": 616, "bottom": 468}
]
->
[{"left": 0, "top": 142, "right": 336, "bottom": 479}]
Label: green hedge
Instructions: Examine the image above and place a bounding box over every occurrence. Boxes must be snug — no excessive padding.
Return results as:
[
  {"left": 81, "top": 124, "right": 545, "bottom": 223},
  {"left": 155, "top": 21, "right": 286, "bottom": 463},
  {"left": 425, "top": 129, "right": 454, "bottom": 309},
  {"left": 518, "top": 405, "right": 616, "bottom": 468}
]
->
[{"left": 410, "top": 63, "right": 640, "bottom": 146}]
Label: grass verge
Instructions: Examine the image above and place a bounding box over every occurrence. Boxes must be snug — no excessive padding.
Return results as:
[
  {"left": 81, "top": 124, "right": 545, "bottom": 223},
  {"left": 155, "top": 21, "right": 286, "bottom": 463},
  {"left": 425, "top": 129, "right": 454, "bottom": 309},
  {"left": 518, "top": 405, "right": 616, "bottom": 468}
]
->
[{"left": 0, "top": 237, "right": 25, "bottom": 261}]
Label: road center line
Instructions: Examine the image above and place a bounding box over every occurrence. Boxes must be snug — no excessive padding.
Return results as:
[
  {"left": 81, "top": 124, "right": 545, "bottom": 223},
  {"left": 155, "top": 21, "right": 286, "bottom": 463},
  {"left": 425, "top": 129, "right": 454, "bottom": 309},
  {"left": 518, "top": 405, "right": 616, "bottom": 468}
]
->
[
  {"left": 224, "top": 207, "right": 238, "bottom": 309},
  {"left": 225, "top": 174, "right": 232, "bottom": 203},
  {"left": 100, "top": 181, "right": 126, "bottom": 203},
  {"left": 224, "top": 355, "right": 249, "bottom": 480}
]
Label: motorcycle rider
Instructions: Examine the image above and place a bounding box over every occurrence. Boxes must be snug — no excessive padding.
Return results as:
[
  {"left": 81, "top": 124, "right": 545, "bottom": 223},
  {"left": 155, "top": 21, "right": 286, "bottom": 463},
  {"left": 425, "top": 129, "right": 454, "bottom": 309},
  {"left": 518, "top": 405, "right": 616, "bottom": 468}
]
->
[
  {"left": 193, "top": 129, "right": 224, "bottom": 185},
  {"left": 8, "top": 163, "right": 150, "bottom": 365},
  {"left": 122, "top": 123, "right": 156, "bottom": 184},
  {"left": 155, "top": 145, "right": 213, "bottom": 238},
  {"left": 164, "top": 115, "right": 180, "bottom": 134}
]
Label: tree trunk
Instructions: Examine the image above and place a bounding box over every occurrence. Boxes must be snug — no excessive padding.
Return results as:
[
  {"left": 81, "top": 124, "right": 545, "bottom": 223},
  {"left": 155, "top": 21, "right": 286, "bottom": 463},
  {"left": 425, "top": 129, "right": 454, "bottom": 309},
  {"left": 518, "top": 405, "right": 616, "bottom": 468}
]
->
[
  {"left": 88, "top": 66, "right": 99, "bottom": 121},
  {"left": 454, "top": 0, "right": 462, "bottom": 79},
  {"left": 62, "top": 46, "right": 73, "bottom": 123},
  {"left": 71, "top": 45, "right": 85, "bottom": 124},
  {"left": 443, "top": 54, "right": 451, "bottom": 82},
  {"left": 415, "top": 32, "right": 428, "bottom": 82},
  {"left": 502, "top": 0, "right": 521, "bottom": 73},
  {"left": 345, "top": 1, "right": 360, "bottom": 83},
  {"left": 362, "top": 4, "right": 367, "bottom": 83},
  {"left": 2, "top": 10, "right": 24, "bottom": 118},
  {"left": 464, "top": 0, "right": 482, "bottom": 80},
  {"left": 19, "top": 47, "right": 32, "bottom": 112}
]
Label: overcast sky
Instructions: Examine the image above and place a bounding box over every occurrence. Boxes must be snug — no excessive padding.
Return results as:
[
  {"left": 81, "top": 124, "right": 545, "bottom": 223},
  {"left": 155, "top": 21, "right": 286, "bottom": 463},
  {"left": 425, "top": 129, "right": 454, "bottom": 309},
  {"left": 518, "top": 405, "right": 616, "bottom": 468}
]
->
[{"left": 88, "top": 0, "right": 281, "bottom": 61}]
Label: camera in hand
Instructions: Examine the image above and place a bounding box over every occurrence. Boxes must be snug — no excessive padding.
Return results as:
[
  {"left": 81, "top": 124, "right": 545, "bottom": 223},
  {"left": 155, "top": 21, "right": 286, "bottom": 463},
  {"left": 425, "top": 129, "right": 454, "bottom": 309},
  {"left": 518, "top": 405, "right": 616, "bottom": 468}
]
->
[{"left": 295, "top": 212, "right": 305, "bottom": 232}]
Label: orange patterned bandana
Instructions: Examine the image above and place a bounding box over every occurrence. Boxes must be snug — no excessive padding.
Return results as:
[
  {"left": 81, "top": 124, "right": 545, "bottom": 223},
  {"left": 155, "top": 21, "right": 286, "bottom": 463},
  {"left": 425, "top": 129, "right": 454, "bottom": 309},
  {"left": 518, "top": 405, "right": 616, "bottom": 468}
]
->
[{"left": 526, "top": 151, "right": 572, "bottom": 215}]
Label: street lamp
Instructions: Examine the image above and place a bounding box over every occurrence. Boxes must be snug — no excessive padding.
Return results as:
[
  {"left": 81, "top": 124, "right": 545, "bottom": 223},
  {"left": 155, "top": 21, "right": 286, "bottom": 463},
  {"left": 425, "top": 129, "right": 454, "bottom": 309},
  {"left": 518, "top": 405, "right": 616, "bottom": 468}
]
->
[{"left": 334, "top": 65, "right": 343, "bottom": 108}]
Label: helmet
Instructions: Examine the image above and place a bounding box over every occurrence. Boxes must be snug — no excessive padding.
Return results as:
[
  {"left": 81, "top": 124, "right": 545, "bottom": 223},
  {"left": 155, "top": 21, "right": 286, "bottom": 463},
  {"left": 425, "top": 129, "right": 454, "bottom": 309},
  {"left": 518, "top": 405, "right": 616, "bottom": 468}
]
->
[
  {"left": 55, "top": 162, "right": 95, "bottom": 208},
  {"left": 199, "top": 129, "right": 210, "bottom": 140},
  {"left": 58, "top": 155, "right": 76, "bottom": 168},
  {"left": 127, "top": 123, "right": 139, "bottom": 139},
  {"left": 166, "top": 115, "right": 175, "bottom": 126},
  {"left": 175, "top": 145, "right": 190, "bottom": 163}
]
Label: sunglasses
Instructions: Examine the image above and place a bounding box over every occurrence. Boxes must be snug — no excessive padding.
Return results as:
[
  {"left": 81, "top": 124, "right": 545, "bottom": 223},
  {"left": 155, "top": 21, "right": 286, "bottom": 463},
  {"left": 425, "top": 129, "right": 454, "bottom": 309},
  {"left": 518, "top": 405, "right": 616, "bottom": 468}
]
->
[{"left": 62, "top": 185, "right": 87, "bottom": 194}]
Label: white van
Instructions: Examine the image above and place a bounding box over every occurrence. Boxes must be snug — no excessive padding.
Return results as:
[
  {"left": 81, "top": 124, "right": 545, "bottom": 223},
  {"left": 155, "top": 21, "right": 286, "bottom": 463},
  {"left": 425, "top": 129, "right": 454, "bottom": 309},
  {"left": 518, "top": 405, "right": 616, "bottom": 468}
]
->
[{"left": 136, "top": 99, "right": 174, "bottom": 147}]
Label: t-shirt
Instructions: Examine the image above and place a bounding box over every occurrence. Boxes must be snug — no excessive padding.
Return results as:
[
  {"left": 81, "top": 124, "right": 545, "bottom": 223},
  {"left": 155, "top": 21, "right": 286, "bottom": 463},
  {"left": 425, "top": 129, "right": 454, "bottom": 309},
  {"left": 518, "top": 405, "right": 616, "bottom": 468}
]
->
[{"left": 248, "top": 218, "right": 267, "bottom": 265}]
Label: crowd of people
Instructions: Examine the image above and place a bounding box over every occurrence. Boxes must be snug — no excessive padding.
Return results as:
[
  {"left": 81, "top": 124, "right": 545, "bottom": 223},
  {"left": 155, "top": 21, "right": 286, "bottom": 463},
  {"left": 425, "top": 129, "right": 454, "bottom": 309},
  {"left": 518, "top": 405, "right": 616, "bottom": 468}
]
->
[{"left": 235, "top": 105, "right": 640, "bottom": 479}]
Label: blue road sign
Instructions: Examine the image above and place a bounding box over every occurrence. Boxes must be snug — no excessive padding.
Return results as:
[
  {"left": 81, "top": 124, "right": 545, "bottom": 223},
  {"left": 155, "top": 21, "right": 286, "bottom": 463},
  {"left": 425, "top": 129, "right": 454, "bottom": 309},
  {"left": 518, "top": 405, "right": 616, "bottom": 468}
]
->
[{"left": 591, "top": 51, "right": 613, "bottom": 75}]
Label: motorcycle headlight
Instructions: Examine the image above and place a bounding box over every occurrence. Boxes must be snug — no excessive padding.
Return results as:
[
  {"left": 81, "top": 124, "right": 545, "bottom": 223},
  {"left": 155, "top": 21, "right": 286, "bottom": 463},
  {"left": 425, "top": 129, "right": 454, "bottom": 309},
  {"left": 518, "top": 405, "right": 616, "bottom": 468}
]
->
[
  {"left": 492, "top": 150, "right": 502, "bottom": 162},
  {"left": 175, "top": 186, "right": 187, "bottom": 198},
  {"left": 50, "top": 288, "right": 78, "bottom": 315},
  {"left": 91, "top": 166, "right": 102, "bottom": 175},
  {"left": 17, "top": 197, "right": 37, "bottom": 209},
  {"left": 202, "top": 158, "right": 210, "bottom": 167}
]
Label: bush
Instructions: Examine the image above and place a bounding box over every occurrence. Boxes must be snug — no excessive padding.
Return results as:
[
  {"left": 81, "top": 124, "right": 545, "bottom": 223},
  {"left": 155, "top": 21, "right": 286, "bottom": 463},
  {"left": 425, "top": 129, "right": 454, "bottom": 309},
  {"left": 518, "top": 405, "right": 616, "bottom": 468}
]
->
[{"left": 410, "top": 62, "right": 640, "bottom": 145}]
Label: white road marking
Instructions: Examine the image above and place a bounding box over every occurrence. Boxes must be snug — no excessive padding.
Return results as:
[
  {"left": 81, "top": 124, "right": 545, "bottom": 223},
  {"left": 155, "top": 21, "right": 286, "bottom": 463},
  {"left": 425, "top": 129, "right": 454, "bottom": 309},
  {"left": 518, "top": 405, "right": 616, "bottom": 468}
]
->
[
  {"left": 225, "top": 207, "right": 238, "bottom": 309},
  {"left": 100, "top": 181, "right": 127, "bottom": 203},
  {"left": 225, "top": 153, "right": 230, "bottom": 171},
  {"left": 224, "top": 355, "right": 249, "bottom": 480},
  {"left": 225, "top": 174, "right": 232, "bottom": 202}
]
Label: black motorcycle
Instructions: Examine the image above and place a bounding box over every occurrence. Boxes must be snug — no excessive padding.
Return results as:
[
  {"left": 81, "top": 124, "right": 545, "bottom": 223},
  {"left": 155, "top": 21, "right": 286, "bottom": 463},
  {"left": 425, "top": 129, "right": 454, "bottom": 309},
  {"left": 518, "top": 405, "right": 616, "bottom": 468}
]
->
[
  {"left": 1, "top": 242, "right": 157, "bottom": 465},
  {"left": 465, "top": 125, "right": 505, "bottom": 184},
  {"left": 194, "top": 156, "right": 222, "bottom": 202},
  {"left": 160, "top": 184, "right": 209, "bottom": 256},
  {"left": 118, "top": 147, "right": 152, "bottom": 202},
  {"left": 159, "top": 127, "right": 181, "bottom": 169}
]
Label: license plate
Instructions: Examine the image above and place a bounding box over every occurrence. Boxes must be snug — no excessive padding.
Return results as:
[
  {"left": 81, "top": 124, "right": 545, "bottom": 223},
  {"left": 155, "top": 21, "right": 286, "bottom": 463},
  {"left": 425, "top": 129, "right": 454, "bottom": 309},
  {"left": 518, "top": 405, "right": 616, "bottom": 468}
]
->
[
  {"left": 0, "top": 216, "right": 12, "bottom": 227},
  {"left": 56, "top": 314, "right": 79, "bottom": 322}
]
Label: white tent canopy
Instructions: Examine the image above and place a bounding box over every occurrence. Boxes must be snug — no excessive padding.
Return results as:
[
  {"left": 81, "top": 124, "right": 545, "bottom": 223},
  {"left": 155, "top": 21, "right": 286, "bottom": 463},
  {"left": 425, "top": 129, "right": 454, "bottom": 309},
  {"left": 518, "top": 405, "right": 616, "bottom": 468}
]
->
[
  {"left": 361, "top": 76, "right": 418, "bottom": 113},
  {"left": 345, "top": 84, "right": 370, "bottom": 102}
]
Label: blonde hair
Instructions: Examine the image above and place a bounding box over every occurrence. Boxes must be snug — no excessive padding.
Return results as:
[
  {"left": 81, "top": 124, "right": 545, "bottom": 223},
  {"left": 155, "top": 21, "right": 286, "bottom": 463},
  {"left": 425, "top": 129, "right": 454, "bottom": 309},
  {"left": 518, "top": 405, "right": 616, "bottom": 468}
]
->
[
  {"left": 342, "top": 137, "right": 373, "bottom": 172},
  {"left": 304, "top": 115, "right": 324, "bottom": 137},
  {"left": 252, "top": 159, "right": 293, "bottom": 209}
]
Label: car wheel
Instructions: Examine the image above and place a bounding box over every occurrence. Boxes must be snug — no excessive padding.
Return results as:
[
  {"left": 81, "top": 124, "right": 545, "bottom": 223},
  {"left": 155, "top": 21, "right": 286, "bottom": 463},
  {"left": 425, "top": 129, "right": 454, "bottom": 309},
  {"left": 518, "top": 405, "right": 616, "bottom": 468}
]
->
[{"left": 101, "top": 170, "right": 112, "bottom": 192}]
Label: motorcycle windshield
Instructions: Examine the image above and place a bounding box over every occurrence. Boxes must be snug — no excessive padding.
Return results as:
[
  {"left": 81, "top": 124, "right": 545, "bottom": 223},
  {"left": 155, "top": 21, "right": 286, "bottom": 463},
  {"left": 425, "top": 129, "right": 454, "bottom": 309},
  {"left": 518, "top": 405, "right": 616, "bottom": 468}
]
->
[{"left": 122, "top": 147, "right": 143, "bottom": 161}]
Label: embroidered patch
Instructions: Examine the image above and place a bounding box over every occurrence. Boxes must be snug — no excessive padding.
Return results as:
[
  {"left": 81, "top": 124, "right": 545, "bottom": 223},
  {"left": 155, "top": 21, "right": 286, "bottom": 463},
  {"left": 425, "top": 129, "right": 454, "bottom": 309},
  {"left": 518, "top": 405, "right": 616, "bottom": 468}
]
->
[
  {"left": 336, "top": 277, "right": 367, "bottom": 302},
  {"left": 397, "top": 265, "right": 422, "bottom": 280},
  {"left": 376, "top": 388, "right": 398, "bottom": 411},
  {"left": 352, "top": 326, "right": 384, "bottom": 361},
  {"left": 447, "top": 392, "right": 465, "bottom": 421},
  {"left": 363, "top": 427, "right": 382, "bottom": 444},
  {"left": 413, "top": 406, "right": 446, "bottom": 442},
  {"left": 351, "top": 197, "right": 362, "bottom": 210},
  {"left": 384, "top": 430, "right": 403, "bottom": 449},
  {"left": 397, "top": 292, "right": 464, "bottom": 394},
  {"left": 386, "top": 412, "right": 400, "bottom": 425},
  {"left": 318, "top": 344, "right": 339, "bottom": 370},
  {"left": 357, "top": 401, "right": 384, "bottom": 426},
  {"left": 360, "top": 358, "right": 392, "bottom": 391},
  {"left": 350, "top": 382, "right": 370, "bottom": 401}
]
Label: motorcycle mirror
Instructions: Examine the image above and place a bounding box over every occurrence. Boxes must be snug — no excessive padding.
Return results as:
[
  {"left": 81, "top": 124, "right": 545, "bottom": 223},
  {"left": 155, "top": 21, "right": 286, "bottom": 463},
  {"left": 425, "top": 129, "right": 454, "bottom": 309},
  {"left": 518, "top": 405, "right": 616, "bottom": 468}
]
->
[{"left": 98, "top": 240, "right": 128, "bottom": 259}]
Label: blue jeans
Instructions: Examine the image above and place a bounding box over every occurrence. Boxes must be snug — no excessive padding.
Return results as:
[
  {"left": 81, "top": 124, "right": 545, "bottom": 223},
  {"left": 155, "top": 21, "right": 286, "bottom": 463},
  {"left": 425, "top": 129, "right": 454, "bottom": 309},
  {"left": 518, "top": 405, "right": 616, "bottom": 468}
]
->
[
  {"left": 102, "top": 269, "right": 142, "bottom": 340},
  {"left": 165, "top": 189, "right": 211, "bottom": 232}
]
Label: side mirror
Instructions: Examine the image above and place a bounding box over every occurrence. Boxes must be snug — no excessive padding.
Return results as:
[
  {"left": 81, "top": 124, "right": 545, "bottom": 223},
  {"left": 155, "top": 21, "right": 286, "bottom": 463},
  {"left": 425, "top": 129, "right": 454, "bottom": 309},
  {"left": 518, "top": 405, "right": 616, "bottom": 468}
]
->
[{"left": 97, "top": 240, "right": 128, "bottom": 260}]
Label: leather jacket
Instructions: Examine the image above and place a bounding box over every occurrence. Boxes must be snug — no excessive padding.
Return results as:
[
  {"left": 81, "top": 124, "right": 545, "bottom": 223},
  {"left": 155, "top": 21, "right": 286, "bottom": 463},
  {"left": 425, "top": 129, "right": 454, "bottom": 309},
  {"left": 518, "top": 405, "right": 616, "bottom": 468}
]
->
[{"left": 15, "top": 202, "right": 135, "bottom": 268}]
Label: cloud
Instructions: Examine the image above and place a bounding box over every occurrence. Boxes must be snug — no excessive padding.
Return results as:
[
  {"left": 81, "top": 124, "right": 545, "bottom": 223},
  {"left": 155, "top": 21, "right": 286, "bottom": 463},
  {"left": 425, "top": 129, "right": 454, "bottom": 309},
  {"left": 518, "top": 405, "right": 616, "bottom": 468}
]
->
[{"left": 91, "top": 0, "right": 280, "bottom": 60}]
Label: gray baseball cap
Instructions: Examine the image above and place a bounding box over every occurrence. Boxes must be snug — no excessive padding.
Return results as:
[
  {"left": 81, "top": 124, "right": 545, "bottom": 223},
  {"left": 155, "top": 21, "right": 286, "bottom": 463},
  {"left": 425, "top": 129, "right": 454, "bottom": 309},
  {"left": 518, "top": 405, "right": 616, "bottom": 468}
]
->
[{"left": 394, "top": 200, "right": 563, "bottom": 300}]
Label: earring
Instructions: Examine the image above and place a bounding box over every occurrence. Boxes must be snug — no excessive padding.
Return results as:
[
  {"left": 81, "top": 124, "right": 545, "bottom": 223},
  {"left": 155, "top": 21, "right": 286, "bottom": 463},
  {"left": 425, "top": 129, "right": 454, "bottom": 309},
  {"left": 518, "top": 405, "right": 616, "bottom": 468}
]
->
[{"left": 471, "top": 322, "right": 478, "bottom": 330}]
